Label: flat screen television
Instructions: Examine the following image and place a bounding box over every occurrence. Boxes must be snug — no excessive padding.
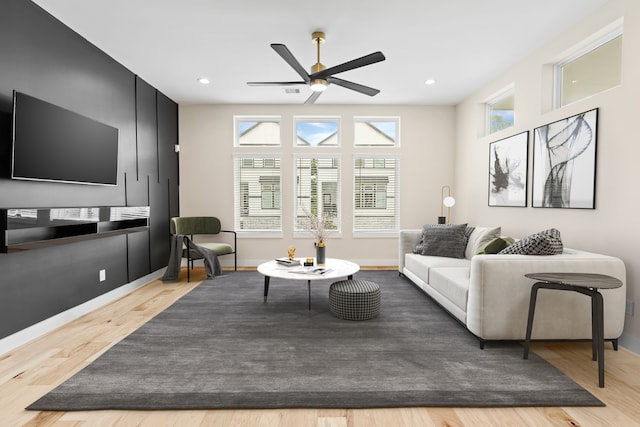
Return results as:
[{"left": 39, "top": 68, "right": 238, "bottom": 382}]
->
[{"left": 11, "top": 91, "right": 119, "bottom": 186}]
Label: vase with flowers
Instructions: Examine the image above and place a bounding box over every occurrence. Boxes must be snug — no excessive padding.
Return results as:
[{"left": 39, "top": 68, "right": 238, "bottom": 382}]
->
[{"left": 302, "top": 206, "right": 333, "bottom": 266}]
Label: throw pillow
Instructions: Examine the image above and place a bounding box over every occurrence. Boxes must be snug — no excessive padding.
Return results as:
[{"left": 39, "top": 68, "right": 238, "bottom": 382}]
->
[
  {"left": 465, "top": 226, "right": 501, "bottom": 259},
  {"left": 476, "top": 237, "right": 515, "bottom": 255},
  {"left": 498, "top": 228, "right": 563, "bottom": 255},
  {"left": 419, "top": 223, "right": 468, "bottom": 259}
]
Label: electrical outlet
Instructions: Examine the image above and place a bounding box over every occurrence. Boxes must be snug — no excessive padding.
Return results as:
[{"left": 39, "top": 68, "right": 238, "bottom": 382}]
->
[
  {"left": 626, "top": 299, "right": 634, "bottom": 316},
  {"left": 99, "top": 269, "right": 106, "bottom": 282}
]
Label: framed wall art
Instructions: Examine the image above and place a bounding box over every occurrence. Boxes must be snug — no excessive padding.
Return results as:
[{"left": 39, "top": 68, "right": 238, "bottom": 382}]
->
[
  {"left": 488, "top": 131, "right": 529, "bottom": 207},
  {"left": 532, "top": 108, "right": 598, "bottom": 209}
]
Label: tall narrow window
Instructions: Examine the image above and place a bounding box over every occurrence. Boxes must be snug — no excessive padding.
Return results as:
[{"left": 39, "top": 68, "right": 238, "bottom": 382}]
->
[
  {"left": 353, "top": 156, "right": 399, "bottom": 234},
  {"left": 233, "top": 155, "right": 281, "bottom": 233},
  {"left": 554, "top": 27, "right": 622, "bottom": 107},
  {"left": 485, "top": 87, "right": 515, "bottom": 135},
  {"left": 294, "top": 155, "right": 341, "bottom": 235}
]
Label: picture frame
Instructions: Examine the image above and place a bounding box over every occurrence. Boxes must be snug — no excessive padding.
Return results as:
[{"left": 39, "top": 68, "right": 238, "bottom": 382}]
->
[
  {"left": 532, "top": 108, "right": 598, "bottom": 209},
  {"left": 488, "top": 131, "right": 529, "bottom": 207}
]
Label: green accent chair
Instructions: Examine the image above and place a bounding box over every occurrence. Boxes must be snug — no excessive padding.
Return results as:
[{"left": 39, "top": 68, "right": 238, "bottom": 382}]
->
[{"left": 170, "top": 216, "right": 237, "bottom": 281}]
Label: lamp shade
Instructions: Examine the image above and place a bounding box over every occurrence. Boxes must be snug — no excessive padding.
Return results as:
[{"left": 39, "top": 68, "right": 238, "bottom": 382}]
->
[{"left": 443, "top": 196, "right": 456, "bottom": 208}]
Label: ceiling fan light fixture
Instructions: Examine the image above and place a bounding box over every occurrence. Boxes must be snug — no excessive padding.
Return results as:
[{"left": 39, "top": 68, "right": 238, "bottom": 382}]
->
[{"left": 310, "top": 79, "right": 327, "bottom": 92}]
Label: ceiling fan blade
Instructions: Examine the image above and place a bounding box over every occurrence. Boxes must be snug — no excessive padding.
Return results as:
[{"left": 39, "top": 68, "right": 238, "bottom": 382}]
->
[
  {"left": 271, "top": 44, "right": 310, "bottom": 83},
  {"left": 327, "top": 77, "right": 380, "bottom": 96},
  {"left": 311, "top": 51, "right": 385, "bottom": 80},
  {"left": 304, "top": 91, "right": 323, "bottom": 105},
  {"left": 247, "top": 81, "right": 307, "bottom": 86}
]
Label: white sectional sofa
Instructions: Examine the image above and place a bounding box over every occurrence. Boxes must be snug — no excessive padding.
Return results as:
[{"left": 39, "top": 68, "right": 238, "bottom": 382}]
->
[{"left": 399, "top": 228, "right": 627, "bottom": 347}]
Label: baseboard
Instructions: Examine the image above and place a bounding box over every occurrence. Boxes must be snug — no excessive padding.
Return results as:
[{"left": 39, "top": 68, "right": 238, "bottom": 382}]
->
[{"left": 0, "top": 268, "right": 166, "bottom": 357}]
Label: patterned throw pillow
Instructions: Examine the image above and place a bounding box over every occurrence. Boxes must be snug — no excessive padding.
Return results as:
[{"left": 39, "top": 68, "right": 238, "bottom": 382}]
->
[
  {"left": 414, "top": 223, "right": 468, "bottom": 259},
  {"left": 498, "top": 228, "right": 563, "bottom": 255}
]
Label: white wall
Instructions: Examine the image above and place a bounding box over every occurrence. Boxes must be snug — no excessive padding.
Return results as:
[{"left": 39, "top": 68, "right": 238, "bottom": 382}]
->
[
  {"left": 454, "top": 0, "right": 640, "bottom": 351},
  {"left": 179, "top": 104, "right": 455, "bottom": 267}
]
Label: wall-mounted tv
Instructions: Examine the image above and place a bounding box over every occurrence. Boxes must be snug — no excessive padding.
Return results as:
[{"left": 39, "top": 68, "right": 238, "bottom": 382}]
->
[{"left": 11, "top": 91, "right": 119, "bottom": 186}]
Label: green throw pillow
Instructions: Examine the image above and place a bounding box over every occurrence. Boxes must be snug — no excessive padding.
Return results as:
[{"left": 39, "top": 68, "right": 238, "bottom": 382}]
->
[{"left": 476, "top": 237, "right": 515, "bottom": 255}]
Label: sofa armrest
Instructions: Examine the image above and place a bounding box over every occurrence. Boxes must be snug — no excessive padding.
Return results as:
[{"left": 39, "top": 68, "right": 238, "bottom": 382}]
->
[
  {"left": 466, "top": 252, "right": 627, "bottom": 340},
  {"left": 398, "top": 229, "right": 422, "bottom": 273}
]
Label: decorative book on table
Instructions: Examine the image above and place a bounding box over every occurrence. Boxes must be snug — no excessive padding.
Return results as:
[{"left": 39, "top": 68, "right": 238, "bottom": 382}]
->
[
  {"left": 289, "top": 266, "right": 332, "bottom": 275},
  {"left": 275, "top": 258, "right": 301, "bottom": 266}
]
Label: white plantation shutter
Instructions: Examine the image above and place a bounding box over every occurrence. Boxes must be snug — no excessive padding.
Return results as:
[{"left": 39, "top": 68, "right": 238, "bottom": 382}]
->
[
  {"left": 353, "top": 155, "right": 399, "bottom": 234},
  {"left": 233, "top": 154, "right": 281, "bottom": 233},
  {"left": 294, "top": 155, "right": 341, "bottom": 234}
]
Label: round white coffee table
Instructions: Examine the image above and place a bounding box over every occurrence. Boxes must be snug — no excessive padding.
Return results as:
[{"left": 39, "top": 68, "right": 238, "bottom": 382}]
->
[{"left": 257, "top": 258, "right": 360, "bottom": 310}]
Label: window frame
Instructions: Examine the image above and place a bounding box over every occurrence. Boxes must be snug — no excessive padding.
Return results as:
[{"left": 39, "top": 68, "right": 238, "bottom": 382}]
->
[
  {"left": 484, "top": 85, "right": 515, "bottom": 135},
  {"left": 293, "top": 153, "right": 342, "bottom": 239},
  {"left": 353, "top": 116, "right": 400, "bottom": 147},
  {"left": 233, "top": 153, "right": 282, "bottom": 237},
  {"left": 553, "top": 24, "right": 623, "bottom": 108},
  {"left": 234, "top": 115, "right": 282, "bottom": 147},
  {"left": 352, "top": 154, "right": 400, "bottom": 237},
  {"left": 293, "top": 116, "right": 341, "bottom": 147}
]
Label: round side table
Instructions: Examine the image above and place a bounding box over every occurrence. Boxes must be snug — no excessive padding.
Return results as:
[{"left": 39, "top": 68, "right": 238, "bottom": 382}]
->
[{"left": 523, "top": 272, "right": 622, "bottom": 388}]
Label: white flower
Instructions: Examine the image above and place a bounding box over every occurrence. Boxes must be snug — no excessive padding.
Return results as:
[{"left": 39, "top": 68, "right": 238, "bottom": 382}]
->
[{"left": 301, "top": 206, "right": 333, "bottom": 245}]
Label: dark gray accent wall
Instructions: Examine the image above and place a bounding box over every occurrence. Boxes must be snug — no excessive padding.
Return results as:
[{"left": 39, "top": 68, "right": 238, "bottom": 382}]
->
[{"left": 0, "top": 1, "right": 179, "bottom": 339}]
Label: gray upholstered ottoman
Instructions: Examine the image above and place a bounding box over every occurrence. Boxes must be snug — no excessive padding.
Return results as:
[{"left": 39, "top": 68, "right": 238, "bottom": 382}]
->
[{"left": 329, "top": 279, "right": 381, "bottom": 320}]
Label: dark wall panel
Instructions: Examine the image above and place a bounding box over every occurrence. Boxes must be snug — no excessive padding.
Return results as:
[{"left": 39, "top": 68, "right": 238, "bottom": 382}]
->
[
  {"left": 0, "top": 1, "right": 179, "bottom": 339},
  {"left": 136, "top": 77, "right": 159, "bottom": 182},
  {"left": 152, "top": 93, "right": 179, "bottom": 270}
]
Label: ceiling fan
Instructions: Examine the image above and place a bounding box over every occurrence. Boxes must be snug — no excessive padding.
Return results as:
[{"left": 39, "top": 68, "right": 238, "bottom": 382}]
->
[{"left": 247, "top": 32, "right": 386, "bottom": 104}]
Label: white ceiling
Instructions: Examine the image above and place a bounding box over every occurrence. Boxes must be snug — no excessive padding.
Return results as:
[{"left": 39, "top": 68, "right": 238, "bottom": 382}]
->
[{"left": 32, "top": 0, "right": 608, "bottom": 106}]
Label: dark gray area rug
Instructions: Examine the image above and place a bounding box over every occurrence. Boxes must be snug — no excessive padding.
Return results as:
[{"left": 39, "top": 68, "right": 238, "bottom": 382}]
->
[{"left": 28, "top": 270, "right": 603, "bottom": 410}]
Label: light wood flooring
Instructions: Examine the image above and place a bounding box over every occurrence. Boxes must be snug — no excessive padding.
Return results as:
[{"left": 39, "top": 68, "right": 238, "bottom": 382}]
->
[{"left": 1, "top": 267, "right": 640, "bottom": 426}]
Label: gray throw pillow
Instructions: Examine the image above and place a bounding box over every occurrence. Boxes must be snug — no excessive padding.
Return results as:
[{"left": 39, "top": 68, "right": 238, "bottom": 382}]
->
[
  {"left": 418, "top": 223, "right": 468, "bottom": 259},
  {"left": 498, "top": 228, "right": 563, "bottom": 255}
]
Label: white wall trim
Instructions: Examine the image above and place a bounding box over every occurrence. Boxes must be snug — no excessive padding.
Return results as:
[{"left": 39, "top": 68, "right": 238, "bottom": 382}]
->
[{"left": 0, "top": 268, "right": 166, "bottom": 357}]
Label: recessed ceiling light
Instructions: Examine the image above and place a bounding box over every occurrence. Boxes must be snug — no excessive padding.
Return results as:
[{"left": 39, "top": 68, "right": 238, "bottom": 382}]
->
[
  {"left": 425, "top": 78, "right": 436, "bottom": 85},
  {"left": 197, "top": 77, "right": 210, "bottom": 85}
]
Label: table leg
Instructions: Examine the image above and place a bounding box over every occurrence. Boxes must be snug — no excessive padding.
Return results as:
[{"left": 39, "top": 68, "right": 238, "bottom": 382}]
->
[
  {"left": 523, "top": 282, "right": 541, "bottom": 360},
  {"left": 263, "top": 276, "right": 270, "bottom": 302},
  {"left": 594, "top": 290, "right": 605, "bottom": 387},
  {"left": 307, "top": 279, "right": 311, "bottom": 311},
  {"left": 591, "top": 291, "right": 598, "bottom": 361}
]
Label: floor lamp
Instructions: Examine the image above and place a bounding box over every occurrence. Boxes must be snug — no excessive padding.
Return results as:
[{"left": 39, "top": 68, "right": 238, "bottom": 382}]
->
[{"left": 438, "top": 185, "right": 456, "bottom": 224}]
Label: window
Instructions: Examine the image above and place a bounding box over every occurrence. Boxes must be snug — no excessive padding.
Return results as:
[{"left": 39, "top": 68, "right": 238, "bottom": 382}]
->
[
  {"left": 354, "top": 117, "right": 399, "bottom": 146},
  {"left": 295, "top": 117, "right": 340, "bottom": 146},
  {"left": 233, "top": 155, "right": 281, "bottom": 233},
  {"left": 554, "top": 27, "right": 622, "bottom": 107},
  {"left": 294, "top": 155, "right": 341, "bottom": 234},
  {"left": 234, "top": 116, "right": 281, "bottom": 146},
  {"left": 485, "top": 87, "right": 514, "bottom": 135},
  {"left": 353, "top": 156, "right": 399, "bottom": 234}
]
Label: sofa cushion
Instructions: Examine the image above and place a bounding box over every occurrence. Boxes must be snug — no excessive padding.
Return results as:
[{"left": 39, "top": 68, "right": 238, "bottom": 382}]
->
[
  {"left": 476, "top": 237, "right": 515, "bottom": 255},
  {"left": 417, "top": 223, "right": 468, "bottom": 259},
  {"left": 404, "top": 253, "right": 471, "bottom": 284},
  {"left": 498, "top": 228, "right": 563, "bottom": 255},
  {"left": 465, "top": 226, "right": 501, "bottom": 259},
  {"left": 428, "top": 267, "right": 470, "bottom": 312}
]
